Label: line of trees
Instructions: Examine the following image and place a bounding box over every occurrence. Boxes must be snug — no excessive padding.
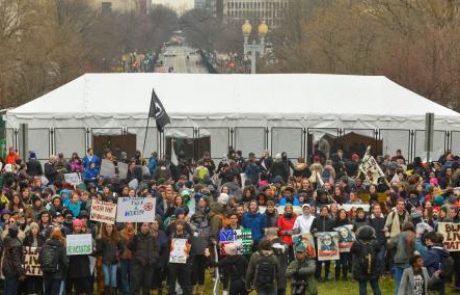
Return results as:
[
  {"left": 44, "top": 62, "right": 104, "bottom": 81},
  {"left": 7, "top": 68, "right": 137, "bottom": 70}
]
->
[{"left": 0, "top": 0, "right": 178, "bottom": 109}]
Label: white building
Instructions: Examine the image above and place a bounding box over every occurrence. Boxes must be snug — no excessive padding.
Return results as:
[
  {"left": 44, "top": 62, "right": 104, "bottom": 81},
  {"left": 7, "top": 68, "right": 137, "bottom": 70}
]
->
[{"left": 222, "top": 0, "right": 289, "bottom": 28}]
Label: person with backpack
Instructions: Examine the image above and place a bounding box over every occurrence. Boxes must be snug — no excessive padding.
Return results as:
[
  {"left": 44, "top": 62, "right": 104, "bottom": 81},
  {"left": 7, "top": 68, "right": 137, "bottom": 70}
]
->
[
  {"left": 245, "top": 239, "right": 279, "bottom": 295},
  {"left": 286, "top": 243, "right": 317, "bottom": 295},
  {"left": 39, "top": 227, "right": 68, "bottom": 295},
  {"left": 398, "top": 254, "right": 441, "bottom": 295},
  {"left": 265, "top": 227, "right": 289, "bottom": 295},
  {"left": 351, "top": 225, "right": 382, "bottom": 295},
  {"left": 96, "top": 223, "right": 123, "bottom": 295},
  {"left": 211, "top": 243, "right": 249, "bottom": 295},
  {"left": 2, "top": 224, "right": 25, "bottom": 295},
  {"left": 415, "top": 231, "right": 453, "bottom": 295}
]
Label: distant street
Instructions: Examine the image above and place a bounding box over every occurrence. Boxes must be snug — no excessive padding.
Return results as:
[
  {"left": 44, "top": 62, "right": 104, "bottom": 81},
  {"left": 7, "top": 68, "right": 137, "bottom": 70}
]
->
[{"left": 158, "top": 45, "right": 209, "bottom": 73}]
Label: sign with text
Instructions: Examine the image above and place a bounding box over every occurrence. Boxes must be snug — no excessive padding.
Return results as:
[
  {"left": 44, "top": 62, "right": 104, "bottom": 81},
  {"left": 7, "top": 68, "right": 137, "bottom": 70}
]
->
[
  {"left": 169, "top": 238, "right": 189, "bottom": 264},
  {"left": 116, "top": 197, "right": 156, "bottom": 223},
  {"left": 437, "top": 222, "right": 460, "bottom": 252},
  {"left": 90, "top": 200, "right": 117, "bottom": 224},
  {"left": 334, "top": 225, "right": 355, "bottom": 253},
  {"left": 64, "top": 173, "right": 82, "bottom": 185},
  {"left": 67, "top": 234, "right": 92, "bottom": 256},
  {"left": 23, "top": 247, "right": 42, "bottom": 276},
  {"left": 316, "top": 232, "right": 340, "bottom": 261},
  {"left": 219, "top": 228, "right": 253, "bottom": 255}
]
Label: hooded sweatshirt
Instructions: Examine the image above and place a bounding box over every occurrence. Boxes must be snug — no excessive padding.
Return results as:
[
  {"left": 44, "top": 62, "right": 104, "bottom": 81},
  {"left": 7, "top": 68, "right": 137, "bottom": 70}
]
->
[
  {"left": 242, "top": 211, "right": 267, "bottom": 243},
  {"left": 293, "top": 208, "right": 315, "bottom": 234}
]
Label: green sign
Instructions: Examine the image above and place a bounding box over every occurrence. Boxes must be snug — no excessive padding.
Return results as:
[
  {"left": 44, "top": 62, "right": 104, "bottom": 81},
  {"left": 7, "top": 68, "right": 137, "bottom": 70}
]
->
[{"left": 66, "top": 234, "right": 92, "bottom": 256}]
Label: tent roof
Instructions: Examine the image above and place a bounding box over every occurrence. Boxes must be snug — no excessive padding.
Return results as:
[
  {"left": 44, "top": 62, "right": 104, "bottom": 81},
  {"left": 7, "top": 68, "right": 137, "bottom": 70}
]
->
[{"left": 7, "top": 73, "right": 460, "bottom": 119}]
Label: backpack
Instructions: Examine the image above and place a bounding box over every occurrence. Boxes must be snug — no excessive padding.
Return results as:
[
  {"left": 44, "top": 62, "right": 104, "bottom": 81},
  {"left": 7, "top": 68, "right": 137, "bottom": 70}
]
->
[
  {"left": 358, "top": 242, "right": 376, "bottom": 275},
  {"left": 40, "top": 244, "right": 59, "bottom": 273},
  {"left": 440, "top": 254, "right": 455, "bottom": 277},
  {"left": 254, "top": 254, "right": 275, "bottom": 290}
]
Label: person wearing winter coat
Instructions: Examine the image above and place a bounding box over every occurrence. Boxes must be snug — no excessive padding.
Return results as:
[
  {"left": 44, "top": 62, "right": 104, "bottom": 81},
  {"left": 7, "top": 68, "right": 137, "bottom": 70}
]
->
[
  {"left": 119, "top": 223, "right": 135, "bottom": 295},
  {"left": 388, "top": 221, "right": 416, "bottom": 295},
  {"left": 367, "top": 204, "right": 387, "bottom": 275},
  {"left": 167, "top": 220, "right": 192, "bottom": 295},
  {"left": 270, "top": 152, "right": 293, "bottom": 183},
  {"left": 351, "top": 225, "right": 382, "bottom": 295},
  {"left": 189, "top": 211, "right": 211, "bottom": 295},
  {"left": 241, "top": 200, "right": 267, "bottom": 248},
  {"left": 353, "top": 207, "right": 369, "bottom": 232},
  {"left": 398, "top": 254, "right": 440, "bottom": 295},
  {"left": 277, "top": 203, "right": 297, "bottom": 261},
  {"left": 26, "top": 152, "right": 43, "bottom": 177},
  {"left": 311, "top": 205, "right": 334, "bottom": 281},
  {"left": 130, "top": 222, "right": 158, "bottom": 295},
  {"left": 334, "top": 209, "right": 352, "bottom": 281},
  {"left": 286, "top": 243, "right": 317, "bottom": 295},
  {"left": 97, "top": 223, "right": 123, "bottom": 295},
  {"left": 2, "top": 224, "right": 25, "bottom": 295},
  {"left": 266, "top": 228, "right": 289, "bottom": 295},
  {"left": 212, "top": 243, "right": 248, "bottom": 295},
  {"left": 23, "top": 222, "right": 46, "bottom": 295},
  {"left": 265, "top": 200, "right": 279, "bottom": 228},
  {"left": 245, "top": 239, "right": 280, "bottom": 295},
  {"left": 293, "top": 204, "right": 315, "bottom": 234}
]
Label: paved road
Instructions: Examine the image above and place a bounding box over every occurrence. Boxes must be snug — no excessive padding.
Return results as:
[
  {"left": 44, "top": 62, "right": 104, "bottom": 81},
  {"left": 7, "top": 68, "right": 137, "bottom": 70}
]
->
[{"left": 159, "top": 45, "right": 209, "bottom": 73}]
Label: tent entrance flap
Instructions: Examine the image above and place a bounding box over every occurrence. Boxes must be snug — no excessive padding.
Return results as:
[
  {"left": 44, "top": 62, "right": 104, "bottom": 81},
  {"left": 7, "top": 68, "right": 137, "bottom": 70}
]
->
[{"left": 93, "top": 134, "right": 136, "bottom": 160}]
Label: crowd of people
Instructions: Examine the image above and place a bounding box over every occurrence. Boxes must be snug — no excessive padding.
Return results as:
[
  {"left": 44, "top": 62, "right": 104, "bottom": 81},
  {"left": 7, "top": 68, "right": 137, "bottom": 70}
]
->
[{"left": 0, "top": 145, "right": 459, "bottom": 295}]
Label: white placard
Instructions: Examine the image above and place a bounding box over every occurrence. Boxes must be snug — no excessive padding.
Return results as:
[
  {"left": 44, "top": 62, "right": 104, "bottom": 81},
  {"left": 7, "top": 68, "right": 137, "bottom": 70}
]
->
[{"left": 116, "top": 197, "right": 156, "bottom": 223}]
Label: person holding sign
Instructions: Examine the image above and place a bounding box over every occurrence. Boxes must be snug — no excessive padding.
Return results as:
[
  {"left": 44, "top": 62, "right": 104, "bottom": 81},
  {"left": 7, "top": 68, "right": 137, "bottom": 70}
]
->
[
  {"left": 23, "top": 222, "right": 46, "bottom": 294},
  {"left": 168, "top": 220, "right": 192, "bottom": 295},
  {"left": 39, "top": 227, "right": 69, "bottom": 295},
  {"left": 129, "top": 222, "right": 158, "bottom": 295}
]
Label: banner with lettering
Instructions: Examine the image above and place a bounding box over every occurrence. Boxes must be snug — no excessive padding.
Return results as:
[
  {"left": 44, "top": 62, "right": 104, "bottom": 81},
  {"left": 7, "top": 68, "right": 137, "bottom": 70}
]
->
[
  {"left": 116, "top": 197, "right": 156, "bottom": 223},
  {"left": 219, "top": 228, "right": 253, "bottom": 255},
  {"left": 67, "top": 234, "right": 93, "bottom": 256},
  {"left": 316, "top": 232, "right": 340, "bottom": 261},
  {"left": 334, "top": 225, "right": 355, "bottom": 253},
  {"left": 437, "top": 222, "right": 460, "bottom": 252},
  {"left": 90, "top": 200, "right": 117, "bottom": 224},
  {"left": 23, "top": 247, "right": 42, "bottom": 276}
]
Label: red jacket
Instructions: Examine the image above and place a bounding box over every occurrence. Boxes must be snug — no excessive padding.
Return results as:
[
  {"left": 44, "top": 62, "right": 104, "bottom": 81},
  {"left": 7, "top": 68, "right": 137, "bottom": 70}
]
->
[{"left": 277, "top": 214, "right": 297, "bottom": 246}]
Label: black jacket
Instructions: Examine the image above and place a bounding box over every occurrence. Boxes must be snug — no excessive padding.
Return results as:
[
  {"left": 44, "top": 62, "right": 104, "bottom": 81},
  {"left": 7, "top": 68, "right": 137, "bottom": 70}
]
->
[
  {"left": 130, "top": 232, "right": 158, "bottom": 266},
  {"left": 215, "top": 254, "right": 248, "bottom": 283},
  {"left": 97, "top": 239, "right": 123, "bottom": 264},
  {"left": 368, "top": 214, "right": 386, "bottom": 245},
  {"left": 2, "top": 237, "right": 24, "bottom": 278},
  {"left": 39, "top": 238, "right": 69, "bottom": 279},
  {"left": 27, "top": 159, "right": 43, "bottom": 177},
  {"left": 350, "top": 226, "right": 381, "bottom": 281},
  {"left": 23, "top": 233, "right": 46, "bottom": 247},
  {"left": 311, "top": 215, "right": 334, "bottom": 234}
]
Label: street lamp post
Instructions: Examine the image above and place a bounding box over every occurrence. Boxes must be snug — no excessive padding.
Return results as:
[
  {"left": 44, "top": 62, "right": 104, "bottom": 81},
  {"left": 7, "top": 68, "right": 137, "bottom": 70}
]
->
[{"left": 242, "top": 20, "right": 268, "bottom": 74}]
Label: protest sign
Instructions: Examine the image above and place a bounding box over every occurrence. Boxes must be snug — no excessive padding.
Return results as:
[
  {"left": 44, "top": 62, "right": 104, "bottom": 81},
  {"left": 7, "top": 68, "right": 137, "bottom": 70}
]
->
[
  {"left": 334, "top": 225, "right": 355, "bottom": 253},
  {"left": 90, "top": 200, "right": 117, "bottom": 224},
  {"left": 23, "top": 247, "right": 42, "bottom": 276},
  {"left": 67, "top": 234, "right": 92, "bottom": 256},
  {"left": 100, "top": 159, "right": 128, "bottom": 179},
  {"left": 219, "top": 228, "right": 253, "bottom": 255},
  {"left": 437, "top": 222, "right": 460, "bottom": 252},
  {"left": 64, "top": 173, "right": 81, "bottom": 185},
  {"left": 169, "top": 238, "right": 189, "bottom": 264},
  {"left": 316, "top": 232, "right": 340, "bottom": 261},
  {"left": 341, "top": 204, "right": 370, "bottom": 212},
  {"left": 116, "top": 197, "right": 156, "bottom": 223},
  {"left": 292, "top": 233, "right": 316, "bottom": 258}
]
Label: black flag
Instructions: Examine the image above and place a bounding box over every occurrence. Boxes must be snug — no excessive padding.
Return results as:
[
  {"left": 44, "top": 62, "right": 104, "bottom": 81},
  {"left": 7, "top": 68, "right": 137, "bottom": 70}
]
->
[{"left": 148, "top": 89, "right": 170, "bottom": 132}]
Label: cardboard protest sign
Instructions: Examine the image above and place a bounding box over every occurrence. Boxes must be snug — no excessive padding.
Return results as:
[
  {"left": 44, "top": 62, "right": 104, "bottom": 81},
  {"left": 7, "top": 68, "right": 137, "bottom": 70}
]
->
[
  {"left": 437, "top": 222, "right": 460, "bottom": 252},
  {"left": 292, "top": 233, "right": 316, "bottom": 258},
  {"left": 169, "top": 238, "right": 189, "bottom": 264},
  {"left": 90, "top": 200, "right": 117, "bottom": 224},
  {"left": 64, "top": 173, "right": 82, "bottom": 185},
  {"left": 219, "top": 228, "right": 253, "bottom": 255},
  {"left": 100, "top": 159, "right": 128, "bottom": 179},
  {"left": 116, "top": 197, "right": 156, "bottom": 223},
  {"left": 67, "top": 234, "right": 92, "bottom": 256},
  {"left": 23, "top": 247, "right": 42, "bottom": 276},
  {"left": 316, "top": 232, "right": 340, "bottom": 261},
  {"left": 341, "top": 204, "right": 370, "bottom": 212},
  {"left": 334, "top": 225, "right": 355, "bottom": 253}
]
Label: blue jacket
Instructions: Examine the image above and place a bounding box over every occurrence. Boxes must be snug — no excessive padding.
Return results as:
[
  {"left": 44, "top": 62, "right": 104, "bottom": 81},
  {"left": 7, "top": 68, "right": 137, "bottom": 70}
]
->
[
  {"left": 416, "top": 239, "right": 450, "bottom": 277},
  {"left": 148, "top": 157, "right": 158, "bottom": 174},
  {"left": 63, "top": 198, "right": 81, "bottom": 218},
  {"left": 83, "top": 168, "right": 99, "bottom": 182},
  {"left": 279, "top": 195, "right": 300, "bottom": 206},
  {"left": 83, "top": 155, "right": 100, "bottom": 170},
  {"left": 241, "top": 211, "right": 267, "bottom": 242}
]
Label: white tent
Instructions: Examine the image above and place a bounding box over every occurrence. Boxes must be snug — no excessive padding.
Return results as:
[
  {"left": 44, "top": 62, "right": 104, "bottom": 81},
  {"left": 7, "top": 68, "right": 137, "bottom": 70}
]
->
[{"left": 6, "top": 73, "right": 460, "bottom": 159}]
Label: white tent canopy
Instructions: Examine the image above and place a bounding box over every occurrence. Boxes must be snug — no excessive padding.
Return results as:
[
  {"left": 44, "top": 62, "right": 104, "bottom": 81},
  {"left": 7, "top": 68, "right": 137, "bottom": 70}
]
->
[{"left": 6, "top": 73, "right": 460, "bottom": 159}]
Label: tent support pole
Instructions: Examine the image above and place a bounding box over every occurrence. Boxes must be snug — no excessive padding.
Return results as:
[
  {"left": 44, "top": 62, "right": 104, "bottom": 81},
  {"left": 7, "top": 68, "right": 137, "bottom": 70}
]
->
[{"left": 142, "top": 116, "right": 151, "bottom": 157}]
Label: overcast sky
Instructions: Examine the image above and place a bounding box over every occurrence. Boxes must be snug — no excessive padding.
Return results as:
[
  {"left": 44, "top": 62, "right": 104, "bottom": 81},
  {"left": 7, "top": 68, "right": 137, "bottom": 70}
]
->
[{"left": 151, "top": 0, "right": 194, "bottom": 14}]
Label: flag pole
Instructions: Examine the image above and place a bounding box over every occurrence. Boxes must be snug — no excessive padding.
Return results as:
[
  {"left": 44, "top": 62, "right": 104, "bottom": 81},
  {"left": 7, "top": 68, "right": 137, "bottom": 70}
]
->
[{"left": 142, "top": 115, "right": 151, "bottom": 157}]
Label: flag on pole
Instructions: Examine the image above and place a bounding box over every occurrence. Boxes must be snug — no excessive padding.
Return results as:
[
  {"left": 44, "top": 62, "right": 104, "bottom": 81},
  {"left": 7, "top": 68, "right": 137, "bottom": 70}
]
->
[{"left": 148, "top": 89, "right": 170, "bottom": 132}]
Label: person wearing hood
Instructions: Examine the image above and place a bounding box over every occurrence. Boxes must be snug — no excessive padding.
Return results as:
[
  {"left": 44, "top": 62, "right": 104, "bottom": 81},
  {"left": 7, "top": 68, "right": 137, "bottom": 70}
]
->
[
  {"left": 351, "top": 225, "right": 382, "bottom": 295},
  {"left": 293, "top": 157, "right": 311, "bottom": 179},
  {"left": 311, "top": 205, "right": 334, "bottom": 281},
  {"left": 26, "top": 151, "right": 43, "bottom": 177},
  {"left": 286, "top": 243, "right": 317, "bottom": 295},
  {"left": 39, "top": 226, "right": 69, "bottom": 295},
  {"left": 415, "top": 231, "right": 451, "bottom": 295},
  {"left": 277, "top": 203, "right": 297, "bottom": 261},
  {"left": 242, "top": 200, "right": 267, "bottom": 248},
  {"left": 245, "top": 239, "right": 279, "bottom": 294},
  {"left": 2, "top": 224, "right": 25, "bottom": 295},
  {"left": 279, "top": 186, "right": 300, "bottom": 206},
  {"left": 293, "top": 204, "right": 315, "bottom": 234}
]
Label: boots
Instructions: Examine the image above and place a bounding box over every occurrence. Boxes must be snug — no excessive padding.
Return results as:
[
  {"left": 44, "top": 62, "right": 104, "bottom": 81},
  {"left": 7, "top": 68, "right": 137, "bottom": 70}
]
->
[{"left": 196, "top": 285, "right": 205, "bottom": 295}]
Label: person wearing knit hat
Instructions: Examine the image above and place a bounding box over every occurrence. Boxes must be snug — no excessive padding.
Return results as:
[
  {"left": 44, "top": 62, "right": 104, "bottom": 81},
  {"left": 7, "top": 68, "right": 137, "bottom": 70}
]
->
[
  {"left": 286, "top": 239, "right": 317, "bottom": 295},
  {"left": 217, "top": 193, "right": 230, "bottom": 205},
  {"left": 67, "top": 218, "right": 92, "bottom": 294}
]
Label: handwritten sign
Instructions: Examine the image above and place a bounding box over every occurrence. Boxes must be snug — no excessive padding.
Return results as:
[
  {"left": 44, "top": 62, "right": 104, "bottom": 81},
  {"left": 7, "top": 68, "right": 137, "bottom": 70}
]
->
[
  {"left": 23, "top": 247, "right": 42, "bottom": 276},
  {"left": 437, "top": 222, "right": 460, "bottom": 252},
  {"left": 67, "top": 234, "right": 92, "bottom": 256},
  {"left": 169, "top": 238, "right": 189, "bottom": 264},
  {"left": 64, "top": 173, "right": 81, "bottom": 185},
  {"left": 90, "top": 200, "right": 117, "bottom": 224},
  {"left": 316, "top": 232, "right": 340, "bottom": 261},
  {"left": 116, "top": 197, "right": 156, "bottom": 223}
]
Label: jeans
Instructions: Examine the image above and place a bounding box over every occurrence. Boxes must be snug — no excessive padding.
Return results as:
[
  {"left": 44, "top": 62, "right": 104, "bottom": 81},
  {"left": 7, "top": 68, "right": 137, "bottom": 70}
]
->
[
  {"left": 376, "top": 245, "right": 386, "bottom": 275},
  {"left": 103, "top": 263, "right": 118, "bottom": 288},
  {"left": 358, "top": 279, "right": 381, "bottom": 295},
  {"left": 120, "top": 259, "right": 132, "bottom": 295},
  {"left": 43, "top": 278, "right": 65, "bottom": 295},
  {"left": 392, "top": 265, "right": 407, "bottom": 295},
  {"left": 4, "top": 276, "right": 19, "bottom": 295}
]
